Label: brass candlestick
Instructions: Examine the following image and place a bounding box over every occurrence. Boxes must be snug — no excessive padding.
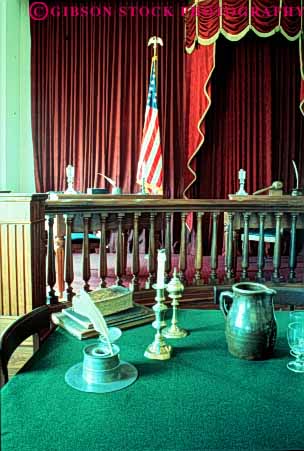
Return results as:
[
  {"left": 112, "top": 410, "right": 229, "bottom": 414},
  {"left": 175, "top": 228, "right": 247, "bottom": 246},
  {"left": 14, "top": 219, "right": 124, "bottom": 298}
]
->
[
  {"left": 151, "top": 282, "right": 168, "bottom": 330},
  {"left": 144, "top": 285, "right": 172, "bottom": 360},
  {"left": 163, "top": 268, "right": 188, "bottom": 339}
]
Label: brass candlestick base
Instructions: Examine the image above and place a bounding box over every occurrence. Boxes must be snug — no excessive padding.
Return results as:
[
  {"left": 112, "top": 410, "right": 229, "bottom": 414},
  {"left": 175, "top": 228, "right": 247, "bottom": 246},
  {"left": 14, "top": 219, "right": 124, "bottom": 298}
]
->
[
  {"left": 163, "top": 324, "right": 187, "bottom": 339},
  {"left": 144, "top": 334, "right": 172, "bottom": 360},
  {"left": 144, "top": 285, "right": 172, "bottom": 360}
]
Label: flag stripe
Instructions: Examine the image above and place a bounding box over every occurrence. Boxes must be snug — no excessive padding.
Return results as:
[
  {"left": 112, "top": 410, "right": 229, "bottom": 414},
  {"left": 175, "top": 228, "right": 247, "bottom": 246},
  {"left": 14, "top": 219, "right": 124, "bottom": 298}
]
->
[{"left": 136, "top": 59, "right": 163, "bottom": 194}]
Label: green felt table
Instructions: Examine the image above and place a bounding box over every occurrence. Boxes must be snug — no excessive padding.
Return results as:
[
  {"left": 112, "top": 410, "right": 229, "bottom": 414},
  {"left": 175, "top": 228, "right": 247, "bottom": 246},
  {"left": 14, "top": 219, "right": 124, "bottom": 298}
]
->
[{"left": 1, "top": 310, "right": 304, "bottom": 451}]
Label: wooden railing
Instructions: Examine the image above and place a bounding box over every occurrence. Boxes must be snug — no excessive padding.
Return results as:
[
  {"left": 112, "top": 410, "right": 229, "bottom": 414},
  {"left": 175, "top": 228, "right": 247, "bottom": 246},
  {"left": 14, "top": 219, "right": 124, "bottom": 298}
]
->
[
  {"left": 44, "top": 196, "right": 304, "bottom": 306},
  {"left": 2, "top": 194, "right": 303, "bottom": 315}
]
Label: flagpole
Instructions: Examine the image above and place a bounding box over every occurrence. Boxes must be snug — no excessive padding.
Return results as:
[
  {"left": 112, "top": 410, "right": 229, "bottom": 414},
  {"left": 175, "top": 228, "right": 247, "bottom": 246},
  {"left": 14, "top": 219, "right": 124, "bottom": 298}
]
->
[
  {"left": 148, "top": 36, "right": 163, "bottom": 91},
  {"left": 147, "top": 36, "right": 163, "bottom": 195},
  {"left": 136, "top": 36, "right": 164, "bottom": 195}
]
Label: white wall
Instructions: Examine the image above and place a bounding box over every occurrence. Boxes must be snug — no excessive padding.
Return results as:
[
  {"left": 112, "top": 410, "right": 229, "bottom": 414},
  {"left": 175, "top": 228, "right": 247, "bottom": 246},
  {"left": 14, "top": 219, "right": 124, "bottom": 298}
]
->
[{"left": 0, "top": 0, "right": 35, "bottom": 192}]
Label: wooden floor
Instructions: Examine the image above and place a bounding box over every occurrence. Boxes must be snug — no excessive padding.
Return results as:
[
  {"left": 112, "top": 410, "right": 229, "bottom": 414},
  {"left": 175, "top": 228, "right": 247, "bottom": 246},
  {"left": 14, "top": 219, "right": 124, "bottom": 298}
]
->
[{"left": 0, "top": 316, "right": 34, "bottom": 380}]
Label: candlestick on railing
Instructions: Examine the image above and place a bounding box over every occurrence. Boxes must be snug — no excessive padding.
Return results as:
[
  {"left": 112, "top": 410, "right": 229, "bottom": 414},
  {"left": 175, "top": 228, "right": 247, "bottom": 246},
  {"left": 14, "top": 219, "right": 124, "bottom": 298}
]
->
[
  {"left": 236, "top": 168, "right": 248, "bottom": 196},
  {"left": 65, "top": 165, "right": 77, "bottom": 194}
]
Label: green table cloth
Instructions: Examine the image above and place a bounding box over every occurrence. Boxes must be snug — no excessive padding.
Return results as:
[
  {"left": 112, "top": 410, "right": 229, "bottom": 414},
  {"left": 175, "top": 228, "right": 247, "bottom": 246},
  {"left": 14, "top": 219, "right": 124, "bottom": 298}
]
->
[{"left": 1, "top": 310, "right": 304, "bottom": 451}]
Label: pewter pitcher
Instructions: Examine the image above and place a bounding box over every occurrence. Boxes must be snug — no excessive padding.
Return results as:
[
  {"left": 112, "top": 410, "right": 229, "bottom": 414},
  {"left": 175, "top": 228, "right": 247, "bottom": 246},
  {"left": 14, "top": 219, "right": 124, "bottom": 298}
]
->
[{"left": 220, "top": 282, "right": 277, "bottom": 360}]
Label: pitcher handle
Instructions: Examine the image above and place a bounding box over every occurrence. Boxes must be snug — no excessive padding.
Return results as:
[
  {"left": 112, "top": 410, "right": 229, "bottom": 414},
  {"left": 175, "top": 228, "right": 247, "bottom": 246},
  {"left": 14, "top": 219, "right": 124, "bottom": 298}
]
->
[{"left": 219, "top": 291, "right": 233, "bottom": 318}]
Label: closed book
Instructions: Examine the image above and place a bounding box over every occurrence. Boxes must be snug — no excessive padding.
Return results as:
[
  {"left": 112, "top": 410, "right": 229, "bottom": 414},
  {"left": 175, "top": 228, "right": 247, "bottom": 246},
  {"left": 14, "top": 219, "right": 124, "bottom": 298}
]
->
[
  {"left": 63, "top": 308, "right": 94, "bottom": 329},
  {"left": 106, "top": 304, "right": 154, "bottom": 325},
  {"left": 63, "top": 304, "right": 153, "bottom": 329},
  {"left": 51, "top": 304, "right": 154, "bottom": 340},
  {"left": 51, "top": 312, "right": 99, "bottom": 340},
  {"left": 73, "top": 286, "right": 133, "bottom": 317}
]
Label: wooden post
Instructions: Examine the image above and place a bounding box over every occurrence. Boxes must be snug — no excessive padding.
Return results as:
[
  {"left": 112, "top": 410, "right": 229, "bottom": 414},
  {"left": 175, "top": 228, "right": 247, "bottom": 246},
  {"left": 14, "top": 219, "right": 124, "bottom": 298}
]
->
[
  {"left": 209, "top": 212, "right": 219, "bottom": 284},
  {"left": 164, "top": 212, "right": 172, "bottom": 283},
  {"left": 99, "top": 213, "right": 108, "bottom": 288},
  {"left": 241, "top": 212, "right": 250, "bottom": 281},
  {"left": 256, "top": 213, "right": 266, "bottom": 282},
  {"left": 288, "top": 213, "right": 298, "bottom": 282},
  {"left": 0, "top": 193, "right": 48, "bottom": 315},
  {"left": 179, "top": 212, "right": 187, "bottom": 283},
  {"left": 64, "top": 214, "right": 75, "bottom": 301},
  {"left": 272, "top": 213, "right": 283, "bottom": 283},
  {"left": 46, "top": 214, "right": 57, "bottom": 303},
  {"left": 115, "top": 213, "right": 124, "bottom": 286},
  {"left": 194, "top": 212, "right": 204, "bottom": 285},
  {"left": 131, "top": 212, "right": 141, "bottom": 291},
  {"left": 146, "top": 213, "right": 156, "bottom": 288},
  {"left": 225, "top": 212, "right": 235, "bottom": 283},
  {"left": 82, "top": 214, "right": 91, "bottom": 291}
]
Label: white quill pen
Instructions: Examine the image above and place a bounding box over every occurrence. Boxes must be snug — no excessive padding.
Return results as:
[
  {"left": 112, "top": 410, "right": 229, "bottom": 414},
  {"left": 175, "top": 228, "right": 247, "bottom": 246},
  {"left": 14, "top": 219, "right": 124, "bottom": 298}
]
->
[
  {"left": 73, "top": 290, "right": 113, "bottom": 355},
  {"left": 292, "top": 160, "right": 299, "bottom": 190},
  {"left": 97, "top": 173, "right": 116, "bottom": 187}
]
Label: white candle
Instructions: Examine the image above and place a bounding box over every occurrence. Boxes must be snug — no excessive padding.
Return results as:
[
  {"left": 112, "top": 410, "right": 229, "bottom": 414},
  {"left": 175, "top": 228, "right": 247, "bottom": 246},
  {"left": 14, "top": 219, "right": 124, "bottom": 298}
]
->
[{"left": 156, "top": 249, "right": 166, "bottom": 288}]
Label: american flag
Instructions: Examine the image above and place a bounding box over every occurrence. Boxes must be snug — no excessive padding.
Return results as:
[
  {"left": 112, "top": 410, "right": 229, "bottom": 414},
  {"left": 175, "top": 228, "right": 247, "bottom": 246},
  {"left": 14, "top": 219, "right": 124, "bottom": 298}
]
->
[{"left": 136, "top": 59, "right": 163, "bottom": 194}]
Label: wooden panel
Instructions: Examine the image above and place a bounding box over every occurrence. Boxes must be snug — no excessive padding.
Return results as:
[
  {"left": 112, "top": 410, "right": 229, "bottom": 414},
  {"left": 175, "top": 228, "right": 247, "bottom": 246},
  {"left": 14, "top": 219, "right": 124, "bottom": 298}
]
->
[
  {"left": 0, "top": 225, "right": 10, "bottom": 314},
  {"left": 16, "top": 224, "right": 26, "bottom": 314},
  {"left": 24, "top": 225, "right": 33, "bottom": 312},
  {"left": 0, "top": 194, "right": 47, "bottom": 315},
  {"left": 8, "top": 224, "right": 18, "bottom": 314},
  {"left": 0, "top": 222, "right": 34, "bottom": 315}
]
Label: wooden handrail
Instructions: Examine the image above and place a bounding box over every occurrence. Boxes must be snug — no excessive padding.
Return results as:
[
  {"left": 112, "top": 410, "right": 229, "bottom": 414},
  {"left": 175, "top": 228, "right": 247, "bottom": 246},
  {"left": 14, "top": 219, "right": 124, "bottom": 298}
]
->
[{"left": 46, "top": 196, "right": 304, "bottom": 215}]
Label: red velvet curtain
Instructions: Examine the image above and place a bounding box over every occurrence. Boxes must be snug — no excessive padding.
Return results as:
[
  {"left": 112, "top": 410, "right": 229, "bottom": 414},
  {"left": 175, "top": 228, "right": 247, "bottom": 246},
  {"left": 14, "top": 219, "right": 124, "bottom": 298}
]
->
[
  {"left": 184, "top": 44, "right": 215, "bottom": 198},
  {"left": 184, "top": 0, "right": 303, "bottom": 197},
  {"left": 31, "top": 1, "right": 303, "bottom": 200},
  {"left": 185, "top": 0, "right": 302, "bottom": 48},
  {"left": 31, "top": 1, "right": 185, "bottom": 196},
  {"left": 197, "top": 33, "right": 304, "bottom": 199},
  {"left": 191, "top": 33, "right": 304, "bottom": 254}
]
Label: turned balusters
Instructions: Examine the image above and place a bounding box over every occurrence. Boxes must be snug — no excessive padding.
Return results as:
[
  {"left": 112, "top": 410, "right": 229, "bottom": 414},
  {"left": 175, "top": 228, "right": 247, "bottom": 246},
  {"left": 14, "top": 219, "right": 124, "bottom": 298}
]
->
[
  {"left": 131, "top": 212, "right": 141, "bottom": 290},
  {"left": 146, "top": 212, "right": 156, "bottom": 288},
  {"left": 256, "top": 213, "right": 266, "bottom": 282},
  {"left": 99, "top": 213, "right": 108, "bottom": 287},
  {"left": 46, "top": 214, "right": 57, "bottom": 303},
  {"left": 179, "top": 213, "right": 187, "bottom": 283},
  {"left": 194, "top": 212, "right": 204, "bottom": 285},
  {"left": 241, "top": 212, "right": 250, "bottom": 281},
  {"left": 115, "top": 213, "right": 124, "bottom": 286},
  {"left": 225, "top": 212, "right": 235, "bottom": 282},
  {"left": 288, "top": 213, "right": 298, "bottom": 282},
  {"left": 209, "top": 212, "right": 219, "bottom": 284},
  {"left": 82, "top": 214, "right": 91, "bottom": 291},
  {"left": 122, "top": 230, "right": 128, "bottom": 278},
  {"left": 272, "top": 212, "right": 283, "bottom": 283},
  {"left": 164, "top": 212, "right": 172, "bottom": 283},
  {"left": 64, "top": 214, "right": 75, "bottom": 301},
  {"left": 43, "top": 201, "right": 303, "bottom": 297}
]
